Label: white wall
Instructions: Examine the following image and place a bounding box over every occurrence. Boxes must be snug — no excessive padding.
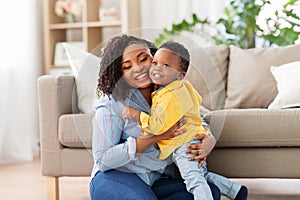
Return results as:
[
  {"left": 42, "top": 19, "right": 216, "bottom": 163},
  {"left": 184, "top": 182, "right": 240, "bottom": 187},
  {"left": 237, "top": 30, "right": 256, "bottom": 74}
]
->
[{"left": 140, "top": 0, "right": 226, "bottom": 43}]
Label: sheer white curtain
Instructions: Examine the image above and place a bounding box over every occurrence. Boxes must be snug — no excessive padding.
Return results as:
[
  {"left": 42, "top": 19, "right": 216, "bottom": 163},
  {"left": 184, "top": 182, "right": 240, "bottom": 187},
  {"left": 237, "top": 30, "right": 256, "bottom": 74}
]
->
[
  {"left": 0, "top": 0, "right": 42, "bottom": 164},
  {"left": 140, "top": 0, "right": 226, "bottom": 42}
]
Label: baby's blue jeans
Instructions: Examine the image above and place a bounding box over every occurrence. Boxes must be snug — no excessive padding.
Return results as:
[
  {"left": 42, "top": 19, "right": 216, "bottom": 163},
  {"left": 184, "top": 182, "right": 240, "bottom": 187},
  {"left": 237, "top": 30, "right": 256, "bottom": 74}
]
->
[{"left": 173, "top": 140, "right": 242, "bottom": 200}]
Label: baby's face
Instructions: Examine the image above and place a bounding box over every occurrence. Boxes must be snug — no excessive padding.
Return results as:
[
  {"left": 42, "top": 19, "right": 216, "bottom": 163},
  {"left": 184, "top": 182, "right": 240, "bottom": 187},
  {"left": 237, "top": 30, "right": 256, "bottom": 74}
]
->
[{"left": 150, "top": 48, "right": 185, "bottom": 86}]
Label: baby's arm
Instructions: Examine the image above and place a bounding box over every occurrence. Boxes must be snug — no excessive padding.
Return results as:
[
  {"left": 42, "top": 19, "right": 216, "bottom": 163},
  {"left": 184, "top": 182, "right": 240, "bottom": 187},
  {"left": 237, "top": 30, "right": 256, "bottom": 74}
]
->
[{"left": 122, "top": 106, "right": 141, "bottom": 124}]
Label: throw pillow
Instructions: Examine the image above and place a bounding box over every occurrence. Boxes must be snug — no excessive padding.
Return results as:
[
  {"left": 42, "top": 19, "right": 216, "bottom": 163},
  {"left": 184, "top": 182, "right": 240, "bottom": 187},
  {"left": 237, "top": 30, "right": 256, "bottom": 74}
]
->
[
  {"left": 268, "top": 61, "right": 300, "bottom": 109},
  {"left": 225, "top": 44, "right": 300, "bottom": 109},
  {"left": 186, "top": 45, "right": 229, "bottom": 111},
  {"left": 63, "top": 43, "right": 101, "bottom": 114}
]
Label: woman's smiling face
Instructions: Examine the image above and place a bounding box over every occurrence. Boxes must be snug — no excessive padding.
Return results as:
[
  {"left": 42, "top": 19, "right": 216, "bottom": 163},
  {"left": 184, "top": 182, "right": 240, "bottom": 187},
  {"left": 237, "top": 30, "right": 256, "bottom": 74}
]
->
[{"left": 121, "top": 43, "right": 153, "bottom": 89}]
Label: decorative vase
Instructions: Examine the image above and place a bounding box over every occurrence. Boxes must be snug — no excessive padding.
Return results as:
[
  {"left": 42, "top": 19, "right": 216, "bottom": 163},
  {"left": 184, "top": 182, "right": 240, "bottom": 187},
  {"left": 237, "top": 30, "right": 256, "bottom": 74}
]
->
[
  {"left": 66, "top": 13, "right": 75, "bottom": 23},
  {"left": 65, "top": 13, "right": 81, "bottom": 23}
]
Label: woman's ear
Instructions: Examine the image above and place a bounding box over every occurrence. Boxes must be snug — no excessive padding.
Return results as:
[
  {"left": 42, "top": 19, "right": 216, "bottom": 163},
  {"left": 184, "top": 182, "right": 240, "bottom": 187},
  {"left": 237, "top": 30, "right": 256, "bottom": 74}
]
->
[{"left": 177, "top": 72, "right": 186, "bottom": 80}]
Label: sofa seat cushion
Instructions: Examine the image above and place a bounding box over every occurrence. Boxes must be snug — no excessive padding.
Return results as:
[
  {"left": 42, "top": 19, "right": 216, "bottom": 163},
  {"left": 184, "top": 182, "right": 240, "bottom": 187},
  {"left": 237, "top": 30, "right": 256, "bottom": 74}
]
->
[
  {"left": 204, "top": 108, "right": 300, "bottom": 148},
  {"left": 59, "top": 114, "right": 93, "bottom": 148}
]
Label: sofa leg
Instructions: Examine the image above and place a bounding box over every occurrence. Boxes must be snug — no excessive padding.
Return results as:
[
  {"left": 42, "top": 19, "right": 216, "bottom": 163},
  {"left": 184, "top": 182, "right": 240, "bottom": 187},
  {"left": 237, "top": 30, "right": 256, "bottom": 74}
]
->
[{"left": 47, "top": 176, "right": 59, "bottom": 200}]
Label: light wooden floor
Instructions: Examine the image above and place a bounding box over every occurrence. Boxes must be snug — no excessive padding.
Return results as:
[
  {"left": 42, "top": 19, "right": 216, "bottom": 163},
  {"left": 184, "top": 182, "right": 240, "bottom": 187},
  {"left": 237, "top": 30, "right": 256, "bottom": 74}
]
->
[
  {"left": 0, "top": 156, "right": 90, "bottom": 200},
  {"left": 0, "top": 156, "right": 300, "bottom": 200}
]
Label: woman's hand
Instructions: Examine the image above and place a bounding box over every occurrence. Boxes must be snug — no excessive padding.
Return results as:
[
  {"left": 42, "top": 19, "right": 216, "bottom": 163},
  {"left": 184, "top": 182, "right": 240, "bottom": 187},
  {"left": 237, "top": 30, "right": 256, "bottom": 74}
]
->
[
  {"left": 186, "top": 131, "right": 216, "bottom": 168},
  {"left": 157, "top": 117, "right": 187, "bottom": 140}
]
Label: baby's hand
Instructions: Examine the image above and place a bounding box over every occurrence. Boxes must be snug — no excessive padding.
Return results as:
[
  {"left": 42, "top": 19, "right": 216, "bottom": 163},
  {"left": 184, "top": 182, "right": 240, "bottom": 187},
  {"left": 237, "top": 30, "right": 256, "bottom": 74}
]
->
[{"left": 122, "top": 106, "right": 140, "bottom": 122}]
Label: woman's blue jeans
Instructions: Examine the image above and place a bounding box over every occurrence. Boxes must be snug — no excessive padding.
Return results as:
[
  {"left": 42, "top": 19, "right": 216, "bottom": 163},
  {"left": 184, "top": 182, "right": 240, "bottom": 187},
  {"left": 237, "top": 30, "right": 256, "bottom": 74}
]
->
[{"left": 90, "top": 170, "right": 220, "bottom": 200}]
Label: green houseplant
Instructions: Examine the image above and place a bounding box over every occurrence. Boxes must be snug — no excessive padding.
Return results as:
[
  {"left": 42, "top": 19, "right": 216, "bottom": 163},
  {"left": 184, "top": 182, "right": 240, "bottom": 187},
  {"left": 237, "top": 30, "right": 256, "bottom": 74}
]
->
[{"left": 155, "top": 0, "right": 300, "bottom": 48}]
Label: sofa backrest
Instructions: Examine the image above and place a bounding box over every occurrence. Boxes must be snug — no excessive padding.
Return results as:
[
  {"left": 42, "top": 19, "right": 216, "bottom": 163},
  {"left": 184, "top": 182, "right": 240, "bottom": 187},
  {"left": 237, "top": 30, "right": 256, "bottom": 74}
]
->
[
  {"left": 186, "top": 45, "right": 229, "bottom": 112},
  {"left": 225, "top": 44, "right": 300, "bottom": 109}
]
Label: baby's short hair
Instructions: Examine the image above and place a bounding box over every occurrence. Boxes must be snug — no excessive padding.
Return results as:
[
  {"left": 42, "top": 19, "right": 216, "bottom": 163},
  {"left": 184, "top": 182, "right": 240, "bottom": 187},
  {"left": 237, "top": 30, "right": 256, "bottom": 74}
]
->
[{"left": 159, "top": 41, "right": 190, "bottom": 72}]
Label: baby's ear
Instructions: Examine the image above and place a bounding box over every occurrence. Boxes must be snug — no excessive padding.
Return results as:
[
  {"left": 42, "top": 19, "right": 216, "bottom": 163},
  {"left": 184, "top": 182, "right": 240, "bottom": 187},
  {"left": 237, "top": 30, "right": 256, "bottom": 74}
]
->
[{"left": 177, "top": 72, "right": 186, "bottom": 80}]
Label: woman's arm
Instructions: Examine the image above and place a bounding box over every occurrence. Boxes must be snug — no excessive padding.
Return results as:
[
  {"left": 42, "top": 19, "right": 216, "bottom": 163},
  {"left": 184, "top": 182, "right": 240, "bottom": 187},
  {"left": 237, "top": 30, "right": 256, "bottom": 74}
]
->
[
  {"left": 93, "top": 105, "right": 186, "bottom": 171},
  {"left": 92, "top": 108, "right": 133, "bottom": 171},
  {"left": 136, "top": 118, "right": 186, "bottom": 153}
]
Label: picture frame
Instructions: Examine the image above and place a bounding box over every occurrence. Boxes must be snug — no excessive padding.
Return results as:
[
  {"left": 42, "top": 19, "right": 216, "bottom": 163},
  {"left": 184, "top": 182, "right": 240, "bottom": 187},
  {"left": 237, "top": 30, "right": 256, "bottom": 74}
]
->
[{"left": 54, "top": 41, "right": 85, "bottom": 66}]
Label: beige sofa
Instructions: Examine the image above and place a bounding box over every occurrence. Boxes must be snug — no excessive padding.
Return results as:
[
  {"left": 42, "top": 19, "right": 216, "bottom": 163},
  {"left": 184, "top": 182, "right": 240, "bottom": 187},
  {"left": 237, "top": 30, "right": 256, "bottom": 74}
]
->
[{"left": 37, "top": 44, "right": 300, "bottom": 199}]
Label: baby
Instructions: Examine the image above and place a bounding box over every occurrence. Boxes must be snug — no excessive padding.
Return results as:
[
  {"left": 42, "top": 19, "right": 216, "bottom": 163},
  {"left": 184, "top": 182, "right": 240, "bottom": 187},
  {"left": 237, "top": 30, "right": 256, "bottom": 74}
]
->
[{"left": 122, "top": 41, "right": 247, "bottom": 200}]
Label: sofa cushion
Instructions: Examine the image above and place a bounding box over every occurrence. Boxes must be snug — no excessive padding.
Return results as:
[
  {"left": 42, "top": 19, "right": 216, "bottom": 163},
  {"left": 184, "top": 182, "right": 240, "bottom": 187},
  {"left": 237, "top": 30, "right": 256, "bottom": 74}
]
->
[
  {"left": 186, "top": 45, "right": 229, "bottom": 111},
  {"left": 225, "top": 44, "right": 300, "bottom": 109},
  {"left": 268, "top": 61, "right": 300, "bottom": 109},
  {"left": 63, "top": 43, "right": 101, "bottom": 114},
  {"left": 204, "top": 108, "right": 300, "bottom": 147},
  {"left": 59, "top": 114, "right": 93, "bottom": 148}
]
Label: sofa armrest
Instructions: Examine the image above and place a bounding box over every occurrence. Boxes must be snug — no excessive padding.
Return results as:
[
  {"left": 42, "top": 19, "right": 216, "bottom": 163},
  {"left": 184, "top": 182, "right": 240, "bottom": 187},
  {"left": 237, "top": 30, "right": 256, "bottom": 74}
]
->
[{"left": 37, "top": 75, "right": 75, "bottom": 176}]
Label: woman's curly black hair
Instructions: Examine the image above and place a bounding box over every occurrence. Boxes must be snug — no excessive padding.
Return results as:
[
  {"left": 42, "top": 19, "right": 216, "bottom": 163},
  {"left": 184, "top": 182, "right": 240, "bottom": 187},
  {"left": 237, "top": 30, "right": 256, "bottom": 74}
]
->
[{"left": 97, "top": 34, "right": 156, "bottom": 101}]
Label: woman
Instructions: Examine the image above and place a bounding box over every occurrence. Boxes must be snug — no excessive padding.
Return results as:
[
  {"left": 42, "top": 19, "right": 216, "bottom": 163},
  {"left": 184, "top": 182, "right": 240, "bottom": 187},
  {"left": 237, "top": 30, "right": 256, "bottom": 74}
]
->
[{"left": 90, "top": 34, "right": 221, "bottom": 200}]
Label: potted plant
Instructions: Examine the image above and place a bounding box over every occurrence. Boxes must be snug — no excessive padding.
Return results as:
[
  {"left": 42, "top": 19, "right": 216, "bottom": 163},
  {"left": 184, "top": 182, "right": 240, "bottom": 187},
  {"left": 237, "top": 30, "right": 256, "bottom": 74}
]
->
[{"left": 155, "top": 0, "right": 300, "bottom": 48}]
